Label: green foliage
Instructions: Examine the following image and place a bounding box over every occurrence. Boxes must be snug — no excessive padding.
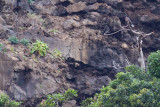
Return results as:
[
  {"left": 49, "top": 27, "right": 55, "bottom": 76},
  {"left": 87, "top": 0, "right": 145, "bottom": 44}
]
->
[
  {"left": 43, "top": 93, "right": 64, "bottom": 107},
  {"left": 41, "top": 89, "right": 78, "bottom": 107},
  {"left": 41, "top": 95, "right": 59, "bottom": 107},
  {"left": 52, "top": 49, "right": 64, "bottom": 60},
  {"left": 48, "top": 29, "right": 59, "bottom": 34},
  {"left": 10, "top": 47, "right": 14, "bottom": 53},
  {"left": 129, "top": 88, "right": 154, "bottom": 107},
  {"left": 20, "top": 39, "right": 30, "bottom": 46},
  {"left": 8, "top": 36, "right": 19, "bottom": 44},
  {"left": 125, "top": 65, "right": 152, "bottom": 81},
  {"left": 81, "top": 98, "right": 93, "bottom": 107},
  {"left": 3, "top": 48, "right": 8, "bottom": 52},
  {"left": 64, "top": 89, "right": 78, "bottom": 101},
  {"left": 30, "top": 40, "right": 49, "bottom": 56},
  {"left": 147, "top": 50, "right": 160, "bottom": 77},
  {"left": 0, "top": 93, "right": 21, "bottom": 107},
  {"left": 0, "top": 43, "right": 4, "bottom": 52},
  {"left": 85, "top": 64, "right": 160, "bottom": 107}
]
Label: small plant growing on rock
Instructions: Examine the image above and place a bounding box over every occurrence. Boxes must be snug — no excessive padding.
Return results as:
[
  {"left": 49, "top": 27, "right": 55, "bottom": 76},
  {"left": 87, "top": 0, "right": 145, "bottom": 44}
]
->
[
  {"left": 52, "top": 49, "right": 64, "bottom": 60},
  {"left": 48, "top": 29, "right": 59, "bottom": 34},
  {"left": 30, "top": 40, "right": 49, "bottom": 56},
  {"left": 20, "top": 38, "right": 30, "bottom": 46},
  {"left": 23, "top": 56, "right": 27, "bottom": 60},
  {"left": 0, "top": 93, "right": 21, "bottom": 107},
  {"left": 3, "top": 48, "right": 8, "bottom": 53},
  {"left": 10, "top": 47, "right": 14, "bottom": 53},
  {"left": 27, "top": 13, "right": 45, "bottom": 24},
  {"left": 8, "top": 36, "right": 19, "bottom": 44},
  {"left": 33, "top": 57, "right": 38, "bottom": 62},
  {"left": 0, "top": 43, "right": 4, "bottom": 52}
]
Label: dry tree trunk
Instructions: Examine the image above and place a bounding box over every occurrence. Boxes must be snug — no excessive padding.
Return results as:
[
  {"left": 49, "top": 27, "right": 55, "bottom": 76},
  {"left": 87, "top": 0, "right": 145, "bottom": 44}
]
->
[
  {"left": 136, "top": 32, "right": 154, "bottom": 69},
  {"left": 139, "top": 40, "right": 145, "bottom": 69},
  {"left": 105, "top": 17, "right": 154, "bottom": 69}
]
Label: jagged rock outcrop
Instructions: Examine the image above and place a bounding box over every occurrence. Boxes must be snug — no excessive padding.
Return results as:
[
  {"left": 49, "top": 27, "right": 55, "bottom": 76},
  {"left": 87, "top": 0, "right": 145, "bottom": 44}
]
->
[{"left": 0, "top": 40, "right": 112, "bottom": 106}]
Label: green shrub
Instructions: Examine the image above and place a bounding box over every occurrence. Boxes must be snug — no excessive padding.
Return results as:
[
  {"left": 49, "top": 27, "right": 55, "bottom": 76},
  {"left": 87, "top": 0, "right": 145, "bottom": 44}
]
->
[
  {"left": 30, "top": 40, "right": 49, "bottom": 56},
  {"left": 125, "top": 65, "right": 152, "bottom": 81},
  {"left": 81, "top": 51, "right": 160, "bottom": 107},
  {"left": 42, "top": 93, "right": 64, "bottom": 107},
  {"left": 20, "top": 39, "right": 30, "bottom": 46},
  {"left": 147, "top": 50, "right": 160, "bottom": 77},
  {"left": 81, "top": 98, "right": 93, "bottom": 107},
  {"left": 64, "top": 89, "right": 78, "bottom": 101},
  {"left": 0, "top": 93, "right": 21, "bottom": 107},
  {"left": 8, "top": 36, "right": 19, "bottom": 44},
  {"left": 41, "top": 89, "right": 78, "bottom": 107},
  {"left": 85, "top": 65, "right": 160, "bottom": 107}
]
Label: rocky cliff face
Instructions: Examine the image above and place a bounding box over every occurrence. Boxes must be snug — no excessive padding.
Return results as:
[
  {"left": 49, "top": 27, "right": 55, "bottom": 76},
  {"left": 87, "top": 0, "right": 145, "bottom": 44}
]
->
[{"left": 0, "top": 0, "right": 160, "bottom": 106}]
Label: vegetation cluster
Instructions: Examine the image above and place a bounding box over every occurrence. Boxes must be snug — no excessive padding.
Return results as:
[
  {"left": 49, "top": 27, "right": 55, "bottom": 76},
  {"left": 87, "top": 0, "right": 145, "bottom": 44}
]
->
[
  {"left": 30, "top": 40, "right": 49, "bottom": 56},
  {"left": 82, "top": 51, "right": 160, "bottom": 107},
  {"left": 0, "top": 36, "right": 64, "bottom": 60},
  {"left": 0, "top": 93, "right": 21, "bottom": 107},
  {"left": 40, "top": 89, "right": 78, "bottom": 107}
]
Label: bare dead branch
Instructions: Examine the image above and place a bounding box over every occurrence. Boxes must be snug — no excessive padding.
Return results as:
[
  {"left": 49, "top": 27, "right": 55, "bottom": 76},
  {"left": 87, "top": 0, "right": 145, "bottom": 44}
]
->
[
  {"left": 112, "top": 61, "right": 124, "bottom": 69},
  {"left": 106, "top": 16, "right": 154, "bottom": 69},
  {"left": 104, "top": 28, "right": 124, "bottom": 36}
]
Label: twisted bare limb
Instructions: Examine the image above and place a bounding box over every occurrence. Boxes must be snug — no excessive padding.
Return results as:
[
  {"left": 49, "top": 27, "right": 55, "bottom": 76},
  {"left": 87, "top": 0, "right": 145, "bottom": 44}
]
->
[{"left": 106, "top": 16, "right": 154, "bottom": 69}]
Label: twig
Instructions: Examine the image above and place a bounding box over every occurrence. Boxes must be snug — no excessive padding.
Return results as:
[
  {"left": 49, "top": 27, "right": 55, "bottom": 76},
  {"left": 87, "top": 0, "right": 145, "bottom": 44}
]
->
[{"left": 112, "top": 61, "right": 124, "bottom": 69}]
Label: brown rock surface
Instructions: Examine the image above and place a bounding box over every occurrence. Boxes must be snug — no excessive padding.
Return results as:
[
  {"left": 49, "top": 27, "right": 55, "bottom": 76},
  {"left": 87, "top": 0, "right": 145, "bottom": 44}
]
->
[
  {"left": 0, "top": 0, "right": 160, "bottom": 106},
  {"left": 66, "top": 2, "right": 87, "bottom": 13}
]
